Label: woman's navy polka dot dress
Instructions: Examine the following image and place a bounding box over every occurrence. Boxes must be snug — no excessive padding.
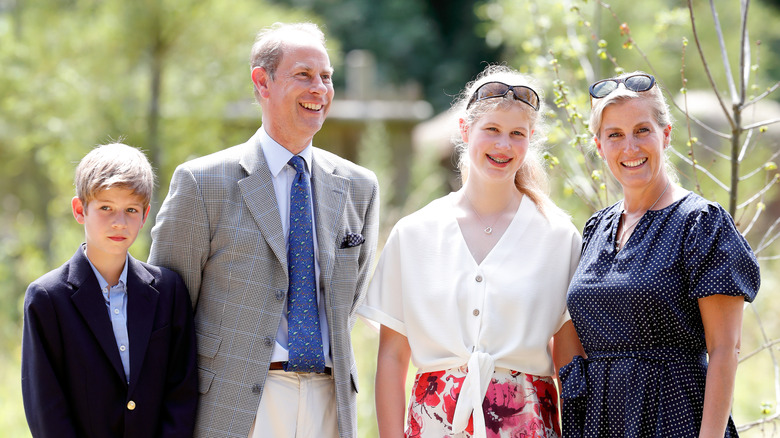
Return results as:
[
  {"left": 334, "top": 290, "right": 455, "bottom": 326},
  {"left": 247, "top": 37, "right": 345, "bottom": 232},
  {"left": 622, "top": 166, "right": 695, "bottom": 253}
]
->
[{"left": 561, "top": 193, "right": 760, "bottom": 437}]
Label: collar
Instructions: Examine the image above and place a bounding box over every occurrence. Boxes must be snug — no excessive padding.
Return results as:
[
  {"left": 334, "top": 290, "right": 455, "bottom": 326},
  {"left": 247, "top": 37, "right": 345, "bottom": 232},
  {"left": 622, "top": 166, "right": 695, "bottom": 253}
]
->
[
  {"left": 83, "top": 246, "right": 128, "bottom": 290},
  {"left": 259, "top": 126, "right": 314, "bottom": 177}
]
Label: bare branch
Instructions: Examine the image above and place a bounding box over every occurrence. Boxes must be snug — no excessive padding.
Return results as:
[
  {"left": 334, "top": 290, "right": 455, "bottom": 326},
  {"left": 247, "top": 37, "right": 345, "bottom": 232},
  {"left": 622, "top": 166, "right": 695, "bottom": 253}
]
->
[
  {"left": 737, "top": 0, "right": 751, "bottom": 103},
  {"left": 592, "top": 2, "right": 731, "bottom": 141},
  {"left": 670, "top": 147, "right": 730, "bottom": 191},
  {"left": 737, "top": 412, "right": 780, "bottom": 432},
  {"left": 698, "top": 140, "right": 731, "bottom": 161},
  {"left": 737, "top": 176, "right": 780, "bottom": 209},
  {"left": 742, "top": 117, "right": 780, "bottom": 131},
  {"left": 688, "top": 0, "right": 736, "bottom": 129},
  {"left": 679, "top": 50, "right": 704, "bottom": 193},
  {"left": 738, "top": 125, "right": 754, "bottom": 162},
  {"left": 757, "top": 231, "right": 780, "bottom": 254},
  {"left": 756, "top": 216, "right": 780, "bottom": 253},
  {"left": 746, "top": 303, "right": 780, "bottom": 426},
  {"left": 740, "top": 338, "right": 780, "bottom": 362},
  {"left": 741, "top": 202, "right": 763, "bottom": 236},
  {"left": 745, "top": 80, "right": 780, "bottom": 107},
  {"left": 740, "top": 150, "right": 780, "bottom": 181},
  {"left": 682, "top": 112, "right": 732, "bottom": 140},
  {"left": 709, "top": 1, "right": 739, "bottom": 102}
]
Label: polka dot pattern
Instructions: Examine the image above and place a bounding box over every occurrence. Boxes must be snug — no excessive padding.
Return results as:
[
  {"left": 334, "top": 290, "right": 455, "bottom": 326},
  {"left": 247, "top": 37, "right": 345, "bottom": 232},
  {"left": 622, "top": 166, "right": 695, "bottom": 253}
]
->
[{"left": 562, "top": 193, "right": 760, "bottom": 437}]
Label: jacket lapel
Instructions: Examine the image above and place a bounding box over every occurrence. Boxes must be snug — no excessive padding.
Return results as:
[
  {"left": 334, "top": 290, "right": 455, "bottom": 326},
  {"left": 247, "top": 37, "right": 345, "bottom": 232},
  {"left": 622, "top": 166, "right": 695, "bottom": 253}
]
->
[
  {"left": 126, "top": 255, "right": 158, "bottom": 393},
  {"left": 237, "top": 138, "right": 288, "bottom": 271},
  {"left": 69, "top": 247, "right": 126, "bottom": 384},
  {"left": 311, "top": 150, "right": 349, "bottom": 304}
]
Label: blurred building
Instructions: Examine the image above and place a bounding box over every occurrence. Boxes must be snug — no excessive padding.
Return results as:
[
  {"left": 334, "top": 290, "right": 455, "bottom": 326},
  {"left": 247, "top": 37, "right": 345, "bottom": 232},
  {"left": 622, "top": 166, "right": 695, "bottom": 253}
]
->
[{"left": 224, "top": 50, "right": 434, "bottom": 206}]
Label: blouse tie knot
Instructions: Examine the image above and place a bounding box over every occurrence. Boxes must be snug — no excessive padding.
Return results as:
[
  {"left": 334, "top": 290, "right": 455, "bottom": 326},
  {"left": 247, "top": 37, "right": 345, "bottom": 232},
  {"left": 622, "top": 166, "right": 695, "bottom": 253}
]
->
[{"left": 452, "top": 351, "right": 495, "bottom": 438}]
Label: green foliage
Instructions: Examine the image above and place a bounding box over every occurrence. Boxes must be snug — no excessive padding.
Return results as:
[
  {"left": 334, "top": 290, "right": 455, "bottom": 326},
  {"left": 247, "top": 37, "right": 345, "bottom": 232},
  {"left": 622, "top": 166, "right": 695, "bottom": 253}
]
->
[
  {"left": 0, "top": 0, "right": 308, "bottom": 334},
  {"left": 266, "top": 0, "right": 504, "bottom": 112},
  {"left": 0, "top": 0, "right": 309, "bottom": 432},
  {"left": 3, "top": 0, "right": 780, "bottom": 436},
  {"left": 479, "top": 0, "right": 780, "bottom": 217}
]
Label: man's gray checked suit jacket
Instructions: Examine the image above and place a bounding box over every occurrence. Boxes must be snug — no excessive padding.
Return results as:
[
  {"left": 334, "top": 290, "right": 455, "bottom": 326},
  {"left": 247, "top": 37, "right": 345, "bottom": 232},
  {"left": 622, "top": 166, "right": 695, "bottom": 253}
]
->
[{"left": 149, "top": 130, "right": 379, "bottom": 437}]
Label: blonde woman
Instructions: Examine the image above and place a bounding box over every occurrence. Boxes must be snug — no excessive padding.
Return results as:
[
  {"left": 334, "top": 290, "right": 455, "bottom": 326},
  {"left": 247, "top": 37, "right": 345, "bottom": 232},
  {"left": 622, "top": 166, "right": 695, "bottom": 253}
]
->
[
  {"left": 360, "top": 65, "right": 584, "bottom": 438},
  {"left": 561, "top": 72, "right": 760, "bottom": 437}
]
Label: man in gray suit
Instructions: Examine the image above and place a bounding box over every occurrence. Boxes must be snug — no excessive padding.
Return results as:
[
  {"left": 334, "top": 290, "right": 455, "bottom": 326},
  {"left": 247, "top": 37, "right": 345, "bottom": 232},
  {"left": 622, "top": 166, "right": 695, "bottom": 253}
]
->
[{"left": 149, "top": 22, "right": 379, "bottom": 438}]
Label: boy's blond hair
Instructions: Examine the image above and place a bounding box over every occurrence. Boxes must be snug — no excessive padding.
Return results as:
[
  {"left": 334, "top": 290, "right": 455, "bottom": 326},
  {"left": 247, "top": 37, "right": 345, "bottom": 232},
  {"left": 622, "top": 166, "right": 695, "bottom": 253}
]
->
[{"left": 75, "top": 143, "right": 155, "bottom": 209}]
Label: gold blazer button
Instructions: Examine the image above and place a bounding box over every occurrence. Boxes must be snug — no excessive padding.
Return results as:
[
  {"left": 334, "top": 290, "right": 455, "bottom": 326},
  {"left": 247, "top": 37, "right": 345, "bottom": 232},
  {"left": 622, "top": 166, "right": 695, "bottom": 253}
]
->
[{"left": 127, "top": 400, "right": 136, "bottom": 410}]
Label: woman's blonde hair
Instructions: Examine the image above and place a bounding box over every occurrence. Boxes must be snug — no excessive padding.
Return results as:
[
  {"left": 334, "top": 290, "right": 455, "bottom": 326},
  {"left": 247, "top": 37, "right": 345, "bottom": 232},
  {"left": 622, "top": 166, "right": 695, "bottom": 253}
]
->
[
  {"left": 589, "top": 71, "right": 671, "bottom": 137},
  {"left": 589, "top": 71, "right": 677, "bottom": 182},
  {"left": 451, "top": 65, "right": 553, "bottom": 215}
]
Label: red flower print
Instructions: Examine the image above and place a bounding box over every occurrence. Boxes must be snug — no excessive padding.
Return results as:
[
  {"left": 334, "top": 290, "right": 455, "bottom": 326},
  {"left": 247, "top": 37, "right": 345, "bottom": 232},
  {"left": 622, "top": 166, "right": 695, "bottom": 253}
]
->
[
  {"left": 530, "top": 377, "right": 560, "bottom": 435},
  {"left": 405, "top": 408, "right": 423, "bottom": 438},
  {"left": 483, "top": 380, "right": 527, "bottom": 434},
  {"left": 413, "top": 370, "right": 446, "bottom": 407},
  {"left": 406, "top": 370, "right": 559, "bottom": 438},
  {"left": 506, "top": 414, "right": 544, "bottom": 438},
  {"left": 442, "top": 373, "right": 466, "bottom": 424}
]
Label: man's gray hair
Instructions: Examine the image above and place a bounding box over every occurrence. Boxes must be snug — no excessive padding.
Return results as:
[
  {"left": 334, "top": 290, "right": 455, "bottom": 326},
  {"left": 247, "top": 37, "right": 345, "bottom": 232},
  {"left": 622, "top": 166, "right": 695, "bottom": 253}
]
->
[{"left": 250, "top": 22, "right": 326, "bottom": 79}]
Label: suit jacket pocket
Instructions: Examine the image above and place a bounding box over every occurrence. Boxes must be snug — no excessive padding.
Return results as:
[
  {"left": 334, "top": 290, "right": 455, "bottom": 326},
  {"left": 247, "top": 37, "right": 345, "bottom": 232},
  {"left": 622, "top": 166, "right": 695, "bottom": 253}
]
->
[
  {"left": 195, "top": 332, "right": 221, "bottom": 394},
  {"left": 149, "top": 324, "right": 171, "bottom": 342},
  {"left": 196, "top": 331, "right": 222, "bottom": 359},
  {"left": 334, "top": 246, "right": 360, "bottom": 282},
  {"left": 350, "top": 362, "right": 360, "bottom": 393},
  {"left": 198, "top": 367, "right": 216, "bottom": 395}
]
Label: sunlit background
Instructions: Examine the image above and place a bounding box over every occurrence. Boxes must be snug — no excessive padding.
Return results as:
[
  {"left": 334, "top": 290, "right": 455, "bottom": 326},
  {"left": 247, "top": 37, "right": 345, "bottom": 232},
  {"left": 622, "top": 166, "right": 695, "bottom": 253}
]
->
[{"left": 2, "top": 0, "right": 779, "bottom": 436}]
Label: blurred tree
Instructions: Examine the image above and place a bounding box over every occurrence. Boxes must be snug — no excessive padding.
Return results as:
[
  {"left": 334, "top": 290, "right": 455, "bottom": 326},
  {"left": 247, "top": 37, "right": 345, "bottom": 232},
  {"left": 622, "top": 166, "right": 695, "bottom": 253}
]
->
[
  {"left": 0, "top": 1, "right": 314, "bottom": 434},
  {"left": 266, "top": 0, "right": 503, "bottom": 111},
  {"left": 477, "top": 0, "right": 780, "bottom": 217},
  {"left": 0, "top": 0, "right": 310, "bottom": 346}
]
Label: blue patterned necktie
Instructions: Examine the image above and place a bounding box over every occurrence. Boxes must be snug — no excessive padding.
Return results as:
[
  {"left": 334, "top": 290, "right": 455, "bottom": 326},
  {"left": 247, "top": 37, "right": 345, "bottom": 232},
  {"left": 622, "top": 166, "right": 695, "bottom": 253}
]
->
[{"left": 285, "top": 155, "right": 325, "bottom": 373}]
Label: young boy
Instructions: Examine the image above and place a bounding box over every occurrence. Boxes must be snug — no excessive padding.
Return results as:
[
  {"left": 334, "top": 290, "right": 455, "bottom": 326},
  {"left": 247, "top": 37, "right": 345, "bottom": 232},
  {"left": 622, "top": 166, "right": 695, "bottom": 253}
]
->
[{"left": 21, "top": 143, "right": 198, "bottom": 438}]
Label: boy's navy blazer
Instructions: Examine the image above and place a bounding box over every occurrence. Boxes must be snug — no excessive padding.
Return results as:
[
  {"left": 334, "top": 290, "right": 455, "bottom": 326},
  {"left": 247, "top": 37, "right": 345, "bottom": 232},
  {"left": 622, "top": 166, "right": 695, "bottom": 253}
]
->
[{"left": 21, "top": 245, "right": 198, "bottom": 438}]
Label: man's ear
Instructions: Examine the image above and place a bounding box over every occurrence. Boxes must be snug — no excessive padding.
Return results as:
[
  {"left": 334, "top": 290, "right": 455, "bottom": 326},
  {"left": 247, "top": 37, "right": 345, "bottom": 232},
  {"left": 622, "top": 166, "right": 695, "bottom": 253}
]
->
[
  {"left": 251, "top": 67, "right": 271, "bottom": 99},
  {"left": 72, "top": 197, "right": 86, "bottom": 224}
]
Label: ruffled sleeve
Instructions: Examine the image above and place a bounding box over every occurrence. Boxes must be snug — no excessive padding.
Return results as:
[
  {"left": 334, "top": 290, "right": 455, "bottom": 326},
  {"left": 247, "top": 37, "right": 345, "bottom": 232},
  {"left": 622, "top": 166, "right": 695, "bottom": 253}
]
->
[
  {"left": 683, "top": 201, "right": 760, "bottom": 302},
  {"left": 357, "top": 224, "right": 408, "bottom": 335}
]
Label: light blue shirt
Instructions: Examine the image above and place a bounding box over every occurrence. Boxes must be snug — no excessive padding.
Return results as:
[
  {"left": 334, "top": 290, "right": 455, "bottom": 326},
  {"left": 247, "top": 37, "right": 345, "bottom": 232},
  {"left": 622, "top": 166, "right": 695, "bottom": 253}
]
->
[
  {"left": 259, "top": 127, "right": 332, "bottom": 368},
  {"left": 85, "top": 249, "right": 131, "bottom": 383}
]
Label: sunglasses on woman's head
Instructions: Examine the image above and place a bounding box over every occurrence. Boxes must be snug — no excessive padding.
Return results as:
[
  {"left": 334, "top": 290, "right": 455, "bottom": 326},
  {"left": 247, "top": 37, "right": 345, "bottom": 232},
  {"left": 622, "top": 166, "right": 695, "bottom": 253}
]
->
[
  {"left": 467, "top": 81, "right": 540, "bottom": 111},
  {"left": 588, "top": 73, "right": 655, "bottom": 99}
]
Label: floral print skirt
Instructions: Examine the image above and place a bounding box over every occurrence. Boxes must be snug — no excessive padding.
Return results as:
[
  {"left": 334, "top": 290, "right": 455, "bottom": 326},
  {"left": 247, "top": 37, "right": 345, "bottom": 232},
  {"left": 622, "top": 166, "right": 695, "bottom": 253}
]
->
[{"left": 405, "top": 367, "right": 561, "bottom": 438}]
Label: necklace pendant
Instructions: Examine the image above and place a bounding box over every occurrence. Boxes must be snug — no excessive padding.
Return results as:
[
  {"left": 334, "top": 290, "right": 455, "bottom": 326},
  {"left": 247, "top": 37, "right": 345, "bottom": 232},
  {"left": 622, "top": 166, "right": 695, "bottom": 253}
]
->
[{"left": 484, "top": 226, "right": 493, "bottom": 234}]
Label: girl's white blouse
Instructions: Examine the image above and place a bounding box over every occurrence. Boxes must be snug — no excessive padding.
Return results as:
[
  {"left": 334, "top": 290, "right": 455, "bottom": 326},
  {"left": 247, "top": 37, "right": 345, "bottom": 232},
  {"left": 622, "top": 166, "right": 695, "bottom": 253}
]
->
[
  {"left": 360, "top": 193, "right": 581, "bottom": 436},
  {"left": 360, "top": 191, "right": 581, "bottom": 377}
]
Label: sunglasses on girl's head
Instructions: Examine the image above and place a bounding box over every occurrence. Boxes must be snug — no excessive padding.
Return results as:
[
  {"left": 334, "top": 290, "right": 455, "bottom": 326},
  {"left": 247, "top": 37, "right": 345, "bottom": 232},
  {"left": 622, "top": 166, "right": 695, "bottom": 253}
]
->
[
  {"left": 588, "top": 73, "right": 655, "bottom": 99},
  {"left": 467, "top": 81, "right": 540, "bottom": 111}
]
